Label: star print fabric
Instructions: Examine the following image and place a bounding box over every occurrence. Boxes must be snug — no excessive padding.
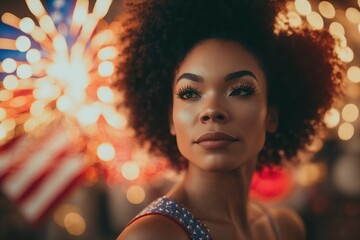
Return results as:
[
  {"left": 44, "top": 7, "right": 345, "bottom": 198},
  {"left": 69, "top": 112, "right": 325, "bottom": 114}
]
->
[{"left": 131, "top": 196, "right": 212, "bottom": 239}]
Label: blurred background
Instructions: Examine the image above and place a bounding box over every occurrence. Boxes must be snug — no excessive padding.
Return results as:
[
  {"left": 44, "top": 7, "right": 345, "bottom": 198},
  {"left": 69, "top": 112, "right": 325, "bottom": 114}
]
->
[{"left": 0, "top": 0, "right": 359, "bottom": 239}]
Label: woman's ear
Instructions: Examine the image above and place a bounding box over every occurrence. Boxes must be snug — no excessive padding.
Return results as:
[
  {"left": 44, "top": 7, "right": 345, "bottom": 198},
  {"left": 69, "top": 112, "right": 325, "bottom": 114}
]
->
[
  {"left": 169, "top": 107, "right": 176, "bottom": 136},
  {"left": 266, "top": 105, "right": 278, "bottom": 133}
]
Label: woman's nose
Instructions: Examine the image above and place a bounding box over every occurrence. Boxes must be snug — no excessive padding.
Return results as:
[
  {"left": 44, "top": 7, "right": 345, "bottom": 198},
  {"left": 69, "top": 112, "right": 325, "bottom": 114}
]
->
[{"left": 199, "top": 104, "right": 229, "bottom": 124}]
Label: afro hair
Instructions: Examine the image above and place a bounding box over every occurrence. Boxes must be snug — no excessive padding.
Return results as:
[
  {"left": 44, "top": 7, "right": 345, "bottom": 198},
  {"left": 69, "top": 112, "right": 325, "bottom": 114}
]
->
[{"left": 115, "top": 0, "right": 343, "bottom": 170}]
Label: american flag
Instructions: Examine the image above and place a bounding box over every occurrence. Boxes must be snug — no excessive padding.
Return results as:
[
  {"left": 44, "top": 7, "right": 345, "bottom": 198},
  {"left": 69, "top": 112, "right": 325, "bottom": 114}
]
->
[
  {"left": 0, "top": 0, "right": 88, "bottom": 224},
  {"left": 0, "top": 124, "right": 88, "bottom": 223}
]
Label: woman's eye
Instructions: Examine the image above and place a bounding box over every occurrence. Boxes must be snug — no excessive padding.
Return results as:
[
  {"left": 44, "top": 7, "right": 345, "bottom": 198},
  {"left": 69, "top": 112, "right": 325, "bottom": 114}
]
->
[
  {"left": 176, "top": 86, "right": 200, "bottom": 100},
  {"left": 181, "top": 91, "right": 199, "bottom": 99},
  {"left": 229, "top": 85, "right": 257, "bottom": 96}
]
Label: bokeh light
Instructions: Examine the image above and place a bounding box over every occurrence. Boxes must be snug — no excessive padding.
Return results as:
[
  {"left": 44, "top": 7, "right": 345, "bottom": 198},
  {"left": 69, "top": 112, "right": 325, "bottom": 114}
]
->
[
  {"left": 26, "top": 48, "right": 42, "bottom": 63},
  {"left": 126, "top": 185, "right": 146, "bottom": 205},
  {"left": 296, "top": 163, "right": 326, "bottom": 187},
  {"left": 318, "top": 1, "right": 335, "bottom": 19},
  {"left": 295, "top": 0, "right": 312, "bottom": 16},
  {"left": 64, "top": 212, "right": 86, "bottom": 236},
  {"left": 97, "top": 86, "right": 114, "bottom": 104},
  {"left": 306, "top": 11, "right": 324, "bottom": 29},
  {"left": 15, "top": 35, "right": 31, "bottom": 52},
  {"left": 337, "top": 46, "right": 354, "bottom": 63},
  {"left": 19, "top": 17, "right": 35, "bottom": 33},
  {"left": 1, "top": 58, "right": 17, "bottom": 73},
  {"left": 329, "top": 22, "right": 345, "bottom": 37},
  {"left": 347, "top": 66, "right": 360, "bottom": 83},
  {"left": 98, "top": 46, "right": 117, "bottom": 60},
  {"left": 342, "top": 104, "right": 359, "bottom": 122},
  {"left": 338, "top": 122, "right": 355, "bottom": 141},
  {"left": 97, "top": 143, "right": 115, "bottom": 161},
  {"left": 98, "top": 61, "right": 114, "bottom": 77},
  {"left": 324, "top": 108, "right": 340, "bottom": 128},
  {"left": 16, "top": 64, "right": 33, "bottom": 79},
  {"left": 3, "top": 75, "right": 18, "bottom": 90},
  {"left": 345, "top": 7, "right": 360, "bottom": 24},
  {"left": 53, "top": 204, "right": 82, "bottom": 228},
  {"left": 121, "top": 161, "right": 140, "bottom": 181},
  {"left": 288, "top": 11, "right": 302, "bottom": 27}
]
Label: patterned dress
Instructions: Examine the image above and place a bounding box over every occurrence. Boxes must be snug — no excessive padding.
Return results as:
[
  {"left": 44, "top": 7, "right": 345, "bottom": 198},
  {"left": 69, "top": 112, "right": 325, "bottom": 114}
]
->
[{"left": 128, "top": 196, "right": 282, "bottom": 240}]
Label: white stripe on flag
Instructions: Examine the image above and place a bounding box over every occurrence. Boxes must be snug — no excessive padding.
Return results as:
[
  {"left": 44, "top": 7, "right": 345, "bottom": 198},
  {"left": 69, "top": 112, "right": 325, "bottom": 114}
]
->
[
  {"left": 2, "top": 129, "right": 70, "bottom": 199},
  {"left": 0, "top": 136, "right": 32, "bottom": 176},
  {"left": 19, "top": 154, "right": 85, "bottom": 222}
]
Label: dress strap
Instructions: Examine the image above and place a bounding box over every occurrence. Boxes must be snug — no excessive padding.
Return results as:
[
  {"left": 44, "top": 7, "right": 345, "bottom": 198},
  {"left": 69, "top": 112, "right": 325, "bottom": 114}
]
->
[
  {"left": 128, "top": 196, "right": 212, "bottom": 240},
  {"left": 253, "top": 202, "right": 282, "bottom": 240}
]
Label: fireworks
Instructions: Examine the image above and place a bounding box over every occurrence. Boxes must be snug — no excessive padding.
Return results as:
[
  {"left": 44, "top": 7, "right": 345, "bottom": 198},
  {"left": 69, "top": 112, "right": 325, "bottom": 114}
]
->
[{"left": 0, "top": 0, "right": 169, "bottom": 196}]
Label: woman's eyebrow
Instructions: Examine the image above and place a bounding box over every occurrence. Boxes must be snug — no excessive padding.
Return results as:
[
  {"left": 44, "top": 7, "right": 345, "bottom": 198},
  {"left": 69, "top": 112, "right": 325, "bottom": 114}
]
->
[
  {"left": 176, "top": 70, "right": 257, "bottom": 83},
  {"left": 176, "top": 73, "right": 202, "bottom": 83},
  {"left": 225, "top": 70, "right": 257, "bottom": 81}
]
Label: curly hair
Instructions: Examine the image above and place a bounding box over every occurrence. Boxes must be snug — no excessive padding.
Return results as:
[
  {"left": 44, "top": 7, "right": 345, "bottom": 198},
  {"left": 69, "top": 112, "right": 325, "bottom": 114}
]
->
[{"left": 115, "top": 0, "right": 343, "bottom": 170}]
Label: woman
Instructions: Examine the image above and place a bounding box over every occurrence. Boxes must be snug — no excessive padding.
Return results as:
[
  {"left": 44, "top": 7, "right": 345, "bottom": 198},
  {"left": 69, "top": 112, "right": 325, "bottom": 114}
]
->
[{"left": 115, "top": 0, "right": 343, "bottom": 239}]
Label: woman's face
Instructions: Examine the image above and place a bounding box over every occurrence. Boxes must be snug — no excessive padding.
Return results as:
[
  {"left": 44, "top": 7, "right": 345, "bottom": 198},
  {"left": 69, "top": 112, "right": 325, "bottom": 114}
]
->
[{"left": 170, "top": 39, "right": 277, "bottom": 172}]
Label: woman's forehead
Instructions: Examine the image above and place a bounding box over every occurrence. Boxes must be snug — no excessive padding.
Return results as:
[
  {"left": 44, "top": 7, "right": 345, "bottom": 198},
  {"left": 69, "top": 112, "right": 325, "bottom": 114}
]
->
[{"left": 175, "top": 39, "right": 266, "bottom": 84}]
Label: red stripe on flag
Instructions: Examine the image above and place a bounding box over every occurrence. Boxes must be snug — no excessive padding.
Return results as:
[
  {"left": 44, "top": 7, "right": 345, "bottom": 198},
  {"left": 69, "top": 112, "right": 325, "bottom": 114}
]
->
[
  {"left": 18, "top": 154, "right": 87, "bottom": 223},
  {"left": 0, "top": 124, "right": 87, "bottom": 223}
]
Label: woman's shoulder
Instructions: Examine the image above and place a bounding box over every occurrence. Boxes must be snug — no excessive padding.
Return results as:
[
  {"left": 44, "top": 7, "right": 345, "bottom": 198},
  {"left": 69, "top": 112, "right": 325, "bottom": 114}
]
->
[
  {"left": 269, "top": 207, "right": 305, "bottom": 240},
  {"left": 250, "top": 202, "right": 305, "bottom": 240},
  {"left": 117, "top": 214, "right": 189, "bottom": 240}
]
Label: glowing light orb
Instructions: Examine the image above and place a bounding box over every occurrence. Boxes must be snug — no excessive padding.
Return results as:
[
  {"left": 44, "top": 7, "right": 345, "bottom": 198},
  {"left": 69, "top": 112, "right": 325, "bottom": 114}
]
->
[
  {"left": 345, "top": 7, "right": 360, "bottom": 24},
  {"left": 30, "top": 100, "right": 46, "bottom": 117},
  {"left": 98, "top": 46, "right": 117, "bottom": 60},
  {"left": 347, "top": 66, "right": 360, "bottom": 83},
  {"left": 337, "top": 46, "right": 354, "bottom": 63},
  {"left": 1, "top": 58, "right": 17, "bottom": 73},
  {"left": 1, "top": 118, "right": 16, "bottom": 132},
  {"left": 295, "top": 0, "right": 312, "bottom": 16},
  {"left": 26, "top": 48, "right": 42, "bottom": 63},
  {"left": 318, "top": 1, "right": 336, "bottom": 19},
  {"left": 126, "top": 185, "right": 146, "bottom": 205},
  {"left": 3, "top": 75, "right": 18, "bottom": 90},
  {"left": 121, "top": 161, "right": 140, "bottom": 181},
  {"left": 56, "top": 96, "right": 73, "bottom": 112},
  {"left": 98, "top": 61, "right": 114, "bottom": 77},
  {"left": 342, "top": 104, "right": 359, "bottom": 122},
  {"left": 16, "top": 35, "right": 31, "bottom": 52},
  {"left": 97, "top": 86, "right": 114, "bottom": 103},
  {"left": 97, "top": 143, "right": 115, "bottom": 161},
  {"left": 306, "top": 11, "right": 324, "bottom": 29},
  {"left": 324, "top": 108, "right": 340, "bottom": 128},
  {"left": 77, "top": 105, "right": 101, "bottom": 126},
  {"left": 64, "top": 212, "right": 86, "bottom": 236},
  {"left": 338, "top": 122, "right": 354, "bottom": 141},
  {"left": 287, "top": 11, "right": 302, "bottom": 27},
  {"left": 19, "top": 17, "right": 35, "bottom": 33},
  {"left": 329, "top": 22, "right": 345, "bottom": 37},
  {"left": 16, "top": 64, "right": 33, "bottom": 79}
]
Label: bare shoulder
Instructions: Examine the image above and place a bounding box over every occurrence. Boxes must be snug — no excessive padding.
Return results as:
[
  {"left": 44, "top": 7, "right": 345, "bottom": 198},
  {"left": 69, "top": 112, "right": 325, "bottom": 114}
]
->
[
  {"left": 270, "top": 207, "right": 306, "bottom": 240},
  {"left": 117, "top": 215, "right": 189, "bottom": 240}
]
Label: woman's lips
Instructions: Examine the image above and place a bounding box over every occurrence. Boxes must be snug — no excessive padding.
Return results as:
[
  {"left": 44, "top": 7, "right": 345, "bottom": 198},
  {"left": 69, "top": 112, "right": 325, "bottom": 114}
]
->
[{"left": 194, "top": 132, "right": 239, "bottom": 149}]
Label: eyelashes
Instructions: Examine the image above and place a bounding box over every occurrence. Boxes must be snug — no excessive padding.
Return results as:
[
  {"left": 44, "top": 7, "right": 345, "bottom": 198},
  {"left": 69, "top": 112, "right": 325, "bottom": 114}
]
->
[
  {"left": 175, "top": 85, "right": 200, "bottom": 100},
  {"left": 175, "top": 84, "right": 257, "bottom": 100},
  {"left": 229, "top": 84, "right": 257, "bottom": 96}
]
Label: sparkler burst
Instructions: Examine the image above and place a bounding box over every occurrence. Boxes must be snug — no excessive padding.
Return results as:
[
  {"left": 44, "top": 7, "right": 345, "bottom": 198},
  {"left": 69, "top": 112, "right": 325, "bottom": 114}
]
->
[{"left": 0, "top": 0, "right": 169, "bottom": 197}]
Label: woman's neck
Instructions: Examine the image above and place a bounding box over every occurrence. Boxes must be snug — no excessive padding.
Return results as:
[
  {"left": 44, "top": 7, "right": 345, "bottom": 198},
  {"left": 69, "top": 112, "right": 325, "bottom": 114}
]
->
[{"left": 168, "top": 160, "right": 256, "bottom": 235}]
